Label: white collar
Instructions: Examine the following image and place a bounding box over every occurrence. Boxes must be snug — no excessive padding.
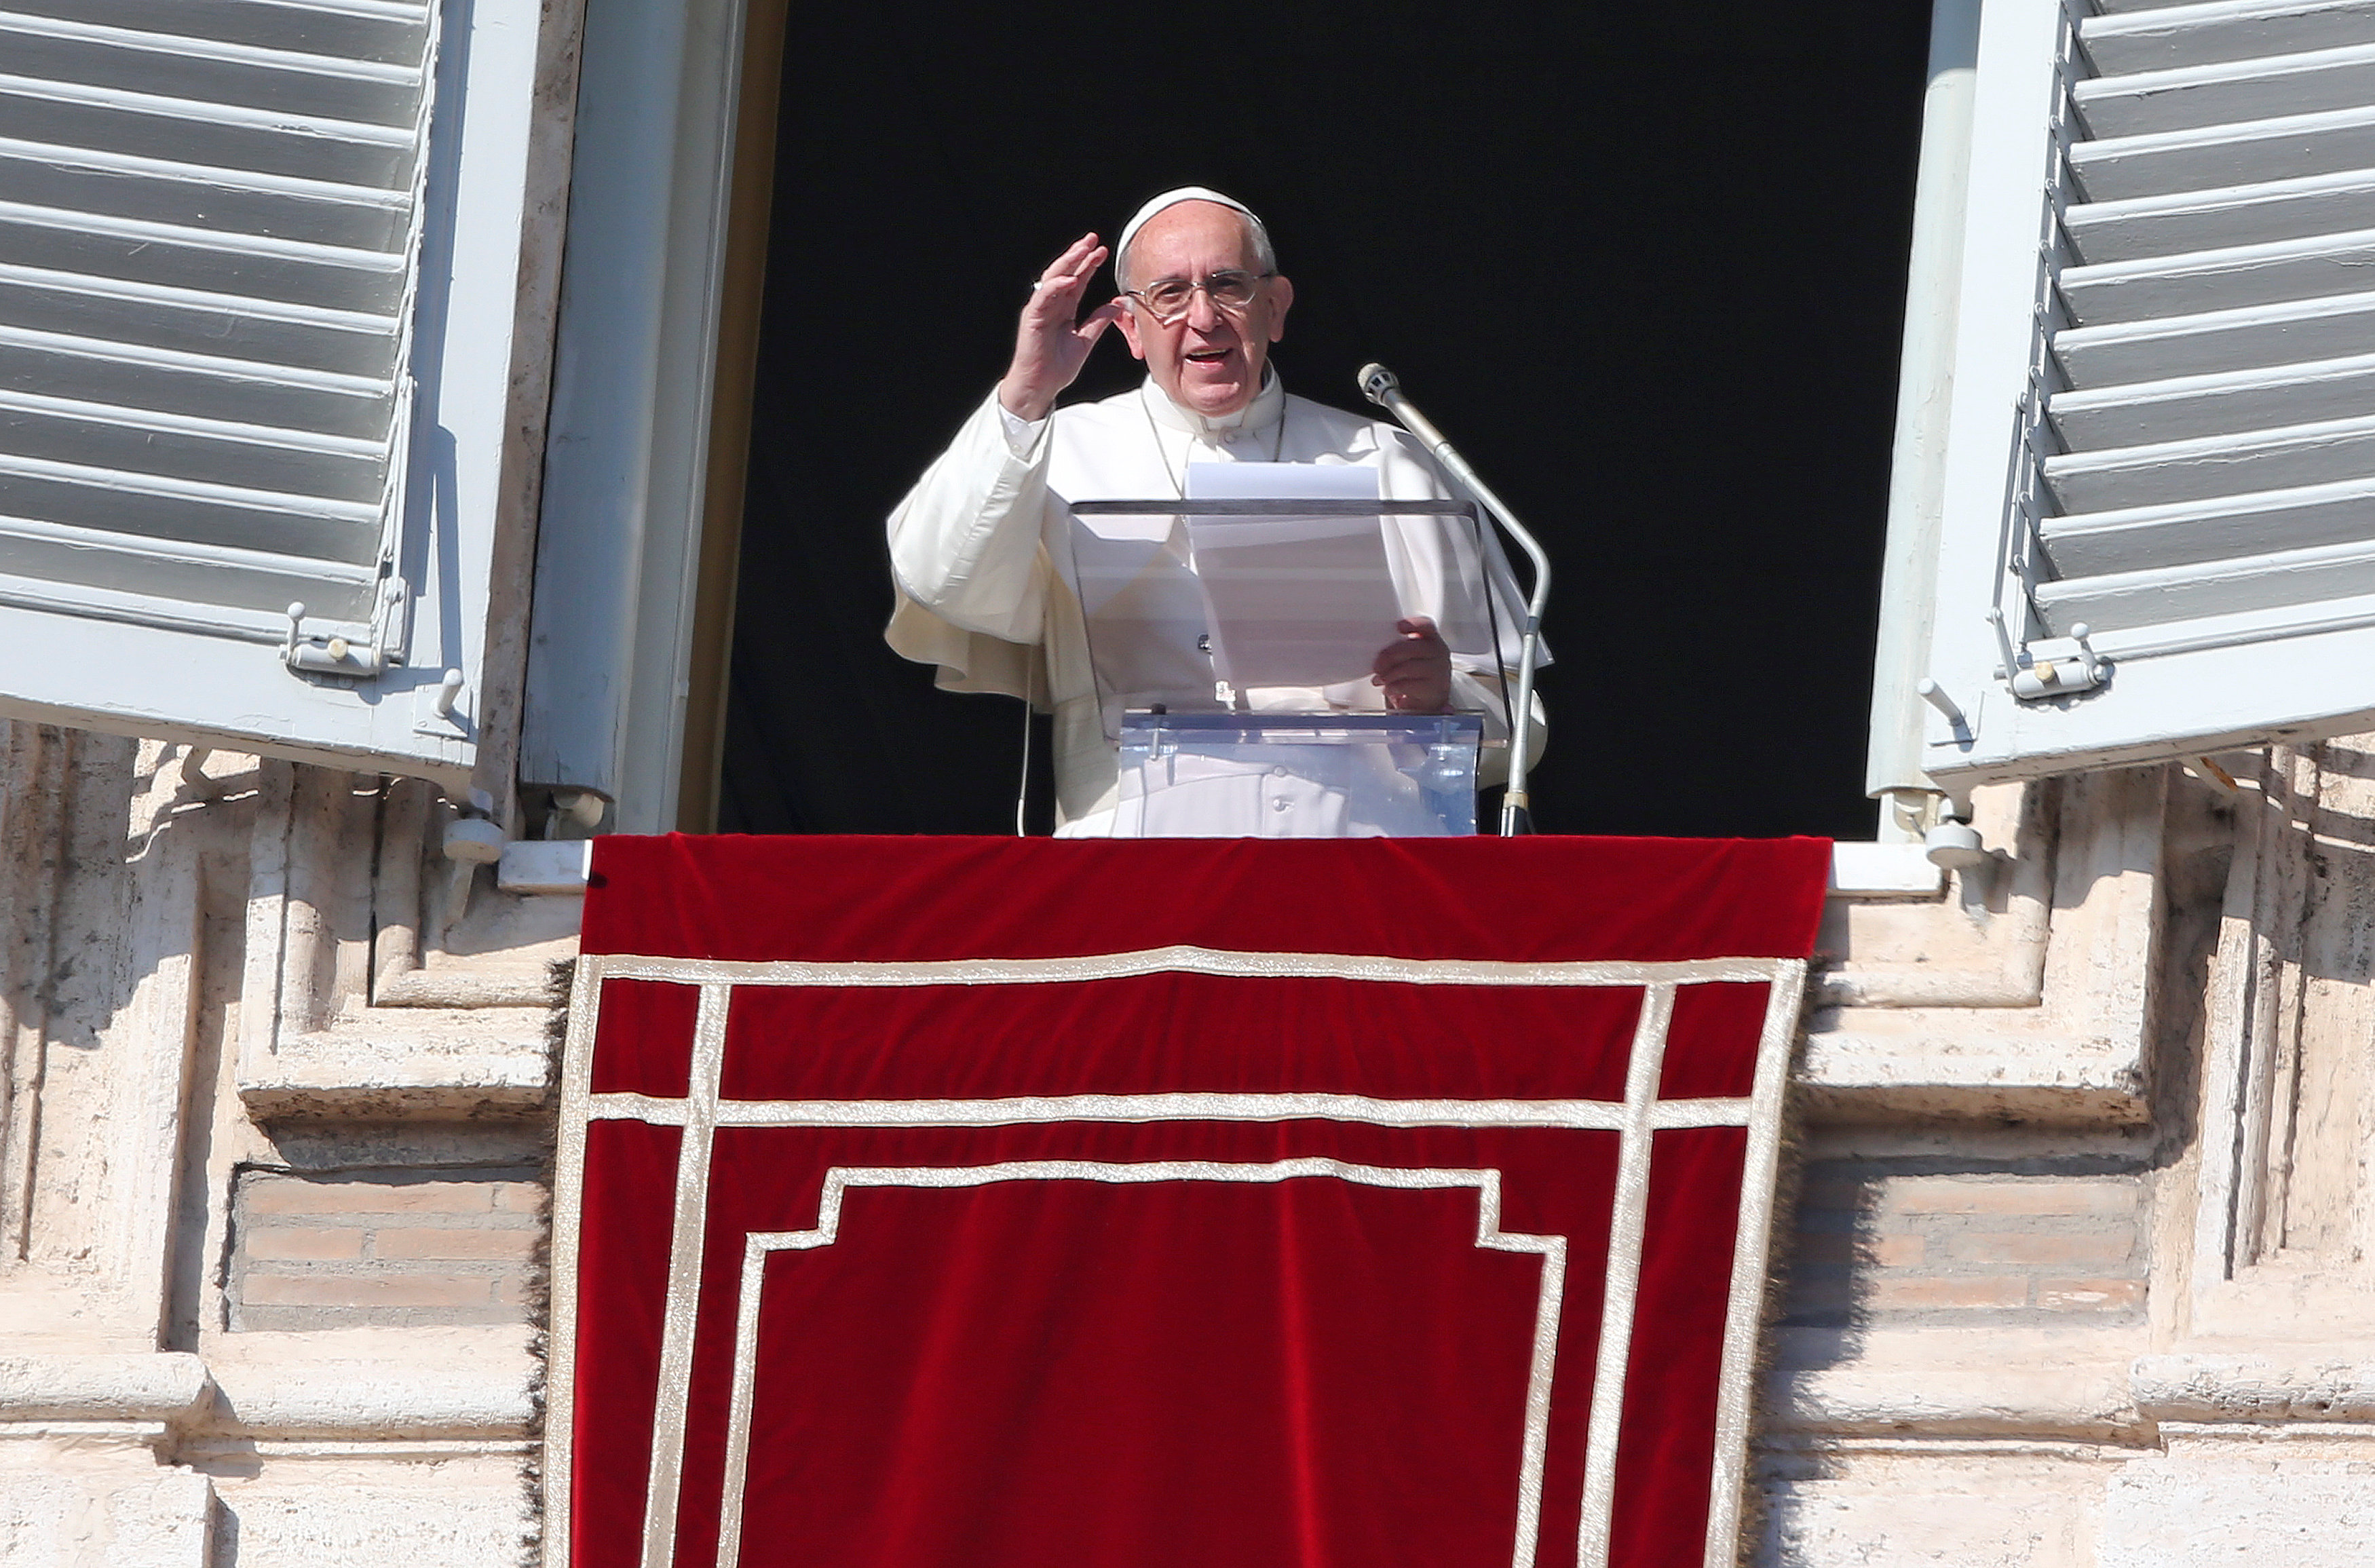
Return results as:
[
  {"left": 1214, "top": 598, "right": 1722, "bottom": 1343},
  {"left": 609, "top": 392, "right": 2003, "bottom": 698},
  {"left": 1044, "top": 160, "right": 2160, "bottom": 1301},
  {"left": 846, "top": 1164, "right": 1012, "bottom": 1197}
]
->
[{"left": 1137, "top": 368, "right": 1285, "bottom": 443}]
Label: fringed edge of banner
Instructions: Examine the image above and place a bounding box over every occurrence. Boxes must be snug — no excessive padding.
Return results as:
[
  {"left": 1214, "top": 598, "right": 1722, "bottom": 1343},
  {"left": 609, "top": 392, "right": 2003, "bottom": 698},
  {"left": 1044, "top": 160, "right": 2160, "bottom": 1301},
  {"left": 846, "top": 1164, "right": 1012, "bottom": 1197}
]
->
[
  {"left": 514, "top": 956, "right": 572, "bottom": 1568},
  {"left": 1720, "top": 965, "right": 1827, "bottom": 1568}
]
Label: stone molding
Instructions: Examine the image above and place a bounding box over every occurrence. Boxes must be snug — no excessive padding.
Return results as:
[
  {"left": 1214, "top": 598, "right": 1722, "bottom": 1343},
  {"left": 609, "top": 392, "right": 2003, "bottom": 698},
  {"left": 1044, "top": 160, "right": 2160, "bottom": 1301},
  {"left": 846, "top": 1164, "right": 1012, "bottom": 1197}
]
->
[
  {"left": 0, "top": 1355, "right": 207, "bottom": 1426},
  {"left": 1802, "top": 768, "right": 2167, "bottom": 1121},
  {"left": 225, "top": 767, "right": 2180, "bottom": 1123},
  {"left": 1764, "top": 1326, "right": 2144, "bottom": 1444},
  {"left": 1767, "top": 1331, "right": 2375, "bottom": 1449},
  {"left": 0, "top": 1330, "right": 535, "bottom": 1443},
  {"left": 202, "top": 1328, "right": 536, "bottom": 1440},
  {"left": 242, "top": 1012, "right": 556, "bottom": 1120},
  {"left": 2131, "top": 1351, "right": 2375, "bottom": 1425}
]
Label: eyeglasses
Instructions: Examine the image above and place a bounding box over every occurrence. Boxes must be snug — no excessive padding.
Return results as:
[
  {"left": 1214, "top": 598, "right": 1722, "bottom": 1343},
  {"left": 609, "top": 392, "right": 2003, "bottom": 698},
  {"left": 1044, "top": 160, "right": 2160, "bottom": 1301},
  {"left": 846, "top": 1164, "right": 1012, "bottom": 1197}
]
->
[{"left": 1122, "top": 269, "right": 1276, "bottom": 326}]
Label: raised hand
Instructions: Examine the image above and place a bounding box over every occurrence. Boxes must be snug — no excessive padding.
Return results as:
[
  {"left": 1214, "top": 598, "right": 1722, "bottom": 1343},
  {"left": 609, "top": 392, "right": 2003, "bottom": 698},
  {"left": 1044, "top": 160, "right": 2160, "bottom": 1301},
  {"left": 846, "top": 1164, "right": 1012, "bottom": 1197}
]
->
[
  {"left": 1373, "top": 617, "right": 1454, "bottom": 713},
  {"left": 997, "top": 233, "right": 1126, "bottom": 422}
]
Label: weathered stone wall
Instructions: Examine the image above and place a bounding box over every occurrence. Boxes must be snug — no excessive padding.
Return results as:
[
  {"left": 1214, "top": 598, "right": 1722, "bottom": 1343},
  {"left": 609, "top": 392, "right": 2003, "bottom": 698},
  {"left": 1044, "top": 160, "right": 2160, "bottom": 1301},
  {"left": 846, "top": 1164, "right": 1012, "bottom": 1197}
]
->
[
  {"left": 0, "top": 733, "right": 560, "bottom": 1568},
  {"left": 1788, "top": 1158, "right": 2148, "bottom": 1324},
  {"left": 230, "top": 1166, "right": 543, "bottom": 1332}
]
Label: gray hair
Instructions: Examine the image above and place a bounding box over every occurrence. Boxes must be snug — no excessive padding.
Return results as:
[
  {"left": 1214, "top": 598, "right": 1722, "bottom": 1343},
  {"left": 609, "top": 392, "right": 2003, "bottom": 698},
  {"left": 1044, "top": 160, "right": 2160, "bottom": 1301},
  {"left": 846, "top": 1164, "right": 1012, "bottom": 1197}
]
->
[{"left": 1114, "top": 189, "right": 1277, "bottom": 292}]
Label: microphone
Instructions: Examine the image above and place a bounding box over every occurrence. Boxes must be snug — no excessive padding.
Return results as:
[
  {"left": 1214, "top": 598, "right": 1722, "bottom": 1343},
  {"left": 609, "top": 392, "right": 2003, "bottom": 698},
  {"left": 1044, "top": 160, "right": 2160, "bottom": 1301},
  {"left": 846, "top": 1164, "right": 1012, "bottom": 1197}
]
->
[
  {"left": 1355, "top": 364, "right": 1553, "bottom": 837},
  {"left": 1359, "top": 362, "right": 1492, "bottom": 503}
]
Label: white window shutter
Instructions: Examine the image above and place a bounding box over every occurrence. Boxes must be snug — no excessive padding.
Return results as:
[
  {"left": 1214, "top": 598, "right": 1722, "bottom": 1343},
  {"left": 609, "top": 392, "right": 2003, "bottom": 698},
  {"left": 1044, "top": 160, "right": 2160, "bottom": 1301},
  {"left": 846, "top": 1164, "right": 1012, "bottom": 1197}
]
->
[
  {"left": 0, "top": 0, "right": 551, "bottom": 790},
  {"left": 1918, "top": 0, "right": 2375, "bottom": 792}
]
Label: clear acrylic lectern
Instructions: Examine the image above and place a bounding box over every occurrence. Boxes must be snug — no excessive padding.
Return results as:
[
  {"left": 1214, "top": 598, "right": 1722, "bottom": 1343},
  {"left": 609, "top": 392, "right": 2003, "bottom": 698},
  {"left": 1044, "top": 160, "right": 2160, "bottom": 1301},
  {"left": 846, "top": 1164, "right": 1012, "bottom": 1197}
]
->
[
  {"left": 1066, "top": 476, "right": 1521, "bottom": 839},
  {"left": 1116, "top": 710, "right": 1485, "bottom": 838}
]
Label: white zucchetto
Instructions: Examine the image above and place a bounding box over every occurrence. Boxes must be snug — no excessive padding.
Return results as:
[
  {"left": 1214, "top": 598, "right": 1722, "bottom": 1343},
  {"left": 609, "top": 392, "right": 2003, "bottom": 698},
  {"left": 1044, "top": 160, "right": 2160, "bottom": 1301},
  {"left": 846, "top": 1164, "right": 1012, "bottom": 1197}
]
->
[{"left": 1113, "top": 187, "right": 1267, "bottom": 288}]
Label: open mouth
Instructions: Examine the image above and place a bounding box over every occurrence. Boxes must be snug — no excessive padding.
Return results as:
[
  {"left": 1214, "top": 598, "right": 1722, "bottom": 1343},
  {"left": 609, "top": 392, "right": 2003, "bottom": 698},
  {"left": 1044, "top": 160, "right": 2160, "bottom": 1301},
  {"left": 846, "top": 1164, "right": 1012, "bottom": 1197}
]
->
[{"left": 1185, "top": 348, "right": 1232, "bottom": 364}]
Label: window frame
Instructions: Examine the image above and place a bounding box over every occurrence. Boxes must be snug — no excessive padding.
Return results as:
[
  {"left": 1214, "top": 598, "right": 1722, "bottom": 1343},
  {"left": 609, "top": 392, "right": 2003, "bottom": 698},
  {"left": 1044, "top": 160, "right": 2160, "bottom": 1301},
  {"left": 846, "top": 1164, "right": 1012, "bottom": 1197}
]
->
[{"left": 520, "top": 0, "right": 781, "bottom": 835}]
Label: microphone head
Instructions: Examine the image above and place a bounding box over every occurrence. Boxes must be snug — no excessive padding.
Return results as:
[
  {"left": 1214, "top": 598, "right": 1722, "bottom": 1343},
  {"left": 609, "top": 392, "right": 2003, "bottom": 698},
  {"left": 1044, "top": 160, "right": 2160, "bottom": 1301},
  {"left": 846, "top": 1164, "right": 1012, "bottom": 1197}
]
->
[{"left": 1357, "top": 362, "right": 1399, "bottom": 406}]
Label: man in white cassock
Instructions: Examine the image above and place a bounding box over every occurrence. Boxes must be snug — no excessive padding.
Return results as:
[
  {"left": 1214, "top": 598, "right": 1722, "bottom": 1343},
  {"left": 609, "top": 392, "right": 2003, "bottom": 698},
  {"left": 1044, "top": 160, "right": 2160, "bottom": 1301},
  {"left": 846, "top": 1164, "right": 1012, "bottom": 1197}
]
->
[{"left": 886, "top": 187, "right": 1544, "bottom": 836}]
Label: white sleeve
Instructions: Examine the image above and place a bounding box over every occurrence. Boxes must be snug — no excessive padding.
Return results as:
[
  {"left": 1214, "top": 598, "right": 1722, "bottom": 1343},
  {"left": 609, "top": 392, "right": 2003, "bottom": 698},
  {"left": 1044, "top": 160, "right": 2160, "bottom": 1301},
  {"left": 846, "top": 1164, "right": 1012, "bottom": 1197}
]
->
[{"left": 885, "top": 389, "right": 1056, "bottom": 645}]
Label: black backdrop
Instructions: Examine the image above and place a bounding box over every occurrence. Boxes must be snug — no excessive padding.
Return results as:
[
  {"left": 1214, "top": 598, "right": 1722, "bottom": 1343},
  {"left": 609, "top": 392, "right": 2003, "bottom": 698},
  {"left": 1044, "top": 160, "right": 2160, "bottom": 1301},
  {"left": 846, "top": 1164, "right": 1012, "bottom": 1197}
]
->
[{"left": 719, "top": 7, "right": 1933, "bottom": 839}]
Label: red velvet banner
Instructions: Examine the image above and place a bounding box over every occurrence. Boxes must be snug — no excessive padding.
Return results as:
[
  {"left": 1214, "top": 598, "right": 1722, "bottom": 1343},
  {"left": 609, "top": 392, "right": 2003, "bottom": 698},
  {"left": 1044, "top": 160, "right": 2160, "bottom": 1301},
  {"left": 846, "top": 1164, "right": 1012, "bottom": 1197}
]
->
[{"left": 548, "top": 835, "right": 1829, "bottom": 1568}]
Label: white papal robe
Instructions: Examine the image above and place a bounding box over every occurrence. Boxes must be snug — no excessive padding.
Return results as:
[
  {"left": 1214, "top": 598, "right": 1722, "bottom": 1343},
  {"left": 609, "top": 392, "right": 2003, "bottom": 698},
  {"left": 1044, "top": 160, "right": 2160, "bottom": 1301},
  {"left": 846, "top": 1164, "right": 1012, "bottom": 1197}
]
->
[{"left": 886, "top": 373, "right": 1545, "bottom": 834}]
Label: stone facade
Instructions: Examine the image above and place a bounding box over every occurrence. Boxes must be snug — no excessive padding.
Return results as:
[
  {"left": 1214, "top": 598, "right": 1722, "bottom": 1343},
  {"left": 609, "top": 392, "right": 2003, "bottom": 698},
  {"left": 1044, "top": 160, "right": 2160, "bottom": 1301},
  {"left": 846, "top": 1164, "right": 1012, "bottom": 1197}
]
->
[
  {"left": 0, "top": 734, "right": 558, "bottom": 1567},
  {"left": 1758, "top": 747, "right": 2375, "bottom": 1565},
  {"left": 0, "top": 723, "right": 2369, "bottom": 1564}
]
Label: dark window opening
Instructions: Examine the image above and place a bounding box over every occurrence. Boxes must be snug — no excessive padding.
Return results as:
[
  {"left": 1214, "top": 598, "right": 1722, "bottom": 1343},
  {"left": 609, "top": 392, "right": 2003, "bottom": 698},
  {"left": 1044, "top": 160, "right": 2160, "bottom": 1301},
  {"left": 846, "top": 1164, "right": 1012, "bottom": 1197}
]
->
[{"left": 720, "top": 6, "right": 1931, "bottom": 839}]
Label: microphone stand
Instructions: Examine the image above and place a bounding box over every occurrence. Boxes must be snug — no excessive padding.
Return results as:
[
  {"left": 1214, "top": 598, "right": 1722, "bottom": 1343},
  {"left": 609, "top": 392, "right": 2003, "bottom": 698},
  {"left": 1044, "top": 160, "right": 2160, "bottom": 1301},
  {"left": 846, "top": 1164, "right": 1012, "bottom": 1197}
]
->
[{"left": 1360, "top": 364, "right": 1550, "bottom": 836}]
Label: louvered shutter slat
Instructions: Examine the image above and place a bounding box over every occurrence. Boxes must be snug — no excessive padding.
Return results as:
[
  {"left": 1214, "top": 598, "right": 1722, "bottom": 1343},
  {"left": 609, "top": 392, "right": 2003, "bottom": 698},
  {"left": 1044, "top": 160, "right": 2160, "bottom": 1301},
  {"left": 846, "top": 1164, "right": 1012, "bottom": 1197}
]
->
[
  {"left": 2038, "top": 476, "right": 2375, "bottom": 571},
  {"left": 2076, "top": 43, "right": 2375, "bottom": 136},
  {"left": 0, "top": 82, "right": 416, "bottom": 187},
  {"left": 0, "top": 148, "right": 408, "bottom": 250},
  {"left": 29, "top": 0, "right": 430, "bottom": 63},
  {"left": 2053, "top": 2, "right": 2375, "bottom": 623},
  {"left": 2052, "top": 288, "right": 2375, "bottom": 381},
  {"left": 2049, "top": 352, "right": 2375, "bottom": 444},
  {"left": 0, "top": 0, "right": 426, "bottom": 651},
  {"left": 0, "top": 334, "right": 392, "bottom": 437},
  {"left": 2068, "top": 168, "right": 2375, "bottom": 259},
  {"left": 0, "top": 0, "right": 555, "bottom": 786},
  {"left": 0, "top": 519, "right": 375, "bottom": 619},
  {"left": 0, "top": 278, "right": 400, "bottom": 381},
  {"left": 2059, "top": 229, "right": 2375, "bottom": 323},
  {"left": 2069, "top": 106, "right": 2375, "bottom": 198},
  {"left": 1916, "top": 0, "right": 2375, "bottom": 786},
  {"left": 0, "top": 399, "right": 381, "bottom": 498},
  {"left": 2047, "top": 411, "right": 2375, "bottom": 508},
  {"left": 2085, "top": 0, "right": 2375, "bottom": 71}
]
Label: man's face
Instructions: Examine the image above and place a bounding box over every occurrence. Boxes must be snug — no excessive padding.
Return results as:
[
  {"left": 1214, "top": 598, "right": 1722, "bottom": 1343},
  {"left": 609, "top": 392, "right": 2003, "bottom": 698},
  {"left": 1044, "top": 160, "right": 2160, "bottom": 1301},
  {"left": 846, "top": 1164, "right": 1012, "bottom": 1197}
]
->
[{"left": 1114, "top": 202, "right": 1293, "bottom": 419}]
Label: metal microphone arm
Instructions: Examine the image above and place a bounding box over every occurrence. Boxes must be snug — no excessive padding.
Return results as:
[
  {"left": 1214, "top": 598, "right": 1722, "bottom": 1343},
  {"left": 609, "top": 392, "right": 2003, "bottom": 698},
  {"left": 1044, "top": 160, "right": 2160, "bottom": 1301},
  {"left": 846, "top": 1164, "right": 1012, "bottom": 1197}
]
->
[{"left": 1359, "top": 363, "right": 1550, "bottom": 836}]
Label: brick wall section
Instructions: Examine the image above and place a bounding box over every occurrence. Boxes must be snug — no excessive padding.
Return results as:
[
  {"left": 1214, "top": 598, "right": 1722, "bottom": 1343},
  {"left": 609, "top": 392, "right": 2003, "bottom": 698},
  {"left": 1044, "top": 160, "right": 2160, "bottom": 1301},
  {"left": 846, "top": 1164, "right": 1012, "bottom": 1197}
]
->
[
  {"left": 1782, "top": 1164, "right": 2146, "bottom": 1326},
  {"left": 230, "top": 1166, "right": 544, "bottom": 1330}
]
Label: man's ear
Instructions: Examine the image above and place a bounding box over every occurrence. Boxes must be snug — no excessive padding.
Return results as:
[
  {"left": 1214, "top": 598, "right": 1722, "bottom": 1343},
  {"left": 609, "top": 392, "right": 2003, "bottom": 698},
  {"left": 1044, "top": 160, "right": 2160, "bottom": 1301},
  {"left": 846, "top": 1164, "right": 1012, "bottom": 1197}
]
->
[
  {"left": 1114, "top": 300, "right": 1148, "bottom": 361},
  {"left": 1266, "top": 275, "right": 1294, "bottom": 343}
]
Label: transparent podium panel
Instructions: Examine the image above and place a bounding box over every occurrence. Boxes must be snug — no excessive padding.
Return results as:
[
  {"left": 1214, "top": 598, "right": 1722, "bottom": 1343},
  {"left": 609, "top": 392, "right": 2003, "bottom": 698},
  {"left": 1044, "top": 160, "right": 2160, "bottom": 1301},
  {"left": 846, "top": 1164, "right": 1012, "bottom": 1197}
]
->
[
  {"left": 1114, "top": 711, "right": 1485, "bottom": 838},
  {"left": 1065, "top": 488, "right": 1531, "bottom": 744}
]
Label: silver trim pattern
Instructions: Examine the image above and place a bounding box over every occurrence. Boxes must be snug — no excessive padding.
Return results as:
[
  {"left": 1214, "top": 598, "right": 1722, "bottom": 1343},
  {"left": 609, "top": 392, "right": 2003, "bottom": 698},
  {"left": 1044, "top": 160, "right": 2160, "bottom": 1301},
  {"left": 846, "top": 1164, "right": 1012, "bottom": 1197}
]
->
[
  {"left": 586, "top": 1091, "right": 1756, "bottom": 1132},
  {"left": 639, "top": 984, "right": 732, "bottom": 1568},
  {"left": 712, "top": 1160, "right": 1568, "bottom": 1568},
  {"left": 1698, "top": 961, "right": 1808, "bottom": 1568},
  {"left": 1574, "top": 984, "right": 1675, "bottom": 1568},
  {"left": 542, "top": 953, "right": 603, "bottom": 1568},
  {"left": 540, "top": 944, "right": 1812, "bottom": 1568},
  {"left": 592, "top": 947, "right": 1789, "bottom": 990}
]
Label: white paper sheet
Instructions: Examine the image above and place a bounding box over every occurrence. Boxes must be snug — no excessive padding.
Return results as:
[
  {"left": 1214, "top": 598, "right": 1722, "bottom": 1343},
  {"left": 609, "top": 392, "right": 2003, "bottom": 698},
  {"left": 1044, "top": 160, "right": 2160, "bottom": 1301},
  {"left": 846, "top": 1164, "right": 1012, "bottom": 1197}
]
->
[
  {"left": 1183, "top": 463, "right": 1403, "bottom": 693},
  {"left": 1183, "top": 461, "right": 1380, "bottom": 504}
]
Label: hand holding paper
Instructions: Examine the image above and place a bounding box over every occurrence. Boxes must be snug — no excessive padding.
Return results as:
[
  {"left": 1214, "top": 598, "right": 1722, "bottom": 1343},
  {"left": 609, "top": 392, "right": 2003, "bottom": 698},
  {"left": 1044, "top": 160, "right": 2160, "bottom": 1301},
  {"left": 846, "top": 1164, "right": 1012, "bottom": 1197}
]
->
[{"left": 1373, "top": 615, "right": 1452, "bottom": 712}]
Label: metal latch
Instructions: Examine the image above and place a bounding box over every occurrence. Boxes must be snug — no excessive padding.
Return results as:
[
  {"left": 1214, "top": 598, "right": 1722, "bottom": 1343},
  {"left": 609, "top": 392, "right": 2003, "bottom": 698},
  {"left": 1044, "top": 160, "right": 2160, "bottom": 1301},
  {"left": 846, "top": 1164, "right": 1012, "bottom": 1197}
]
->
[
  {"left": 1988, "top": 610, "right": 2106, "bottom": 702},
  {"left": 281, "top": 579, "right": 408, "bottom": 680}
]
